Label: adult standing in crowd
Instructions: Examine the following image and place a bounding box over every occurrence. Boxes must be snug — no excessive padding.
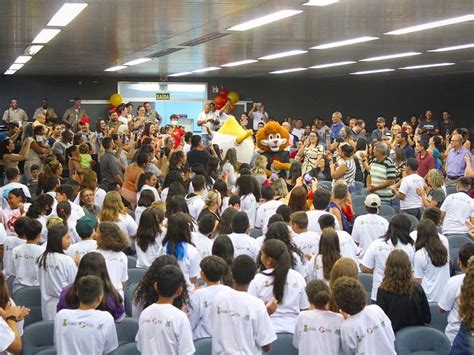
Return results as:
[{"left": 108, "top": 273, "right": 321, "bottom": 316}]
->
[
  {"left": 99, "top": 137, "right": 123, "bottom": 191},
  {"left": 439, "top": 111, "right": 454, "bottom": 137},
  {"left": 143, "top": 101, "right": 162, "bottom": 124},
  {"left": 249, "top": 102, "right": 268, "bottom": 131},
  {"left": 63, "top": 97, "right": 88, "bottom": 131},
  {"left": 296, "top": 132, "right": 324, "bottom": 175},
  {"left": 366, "top": 142, "right": 397, "bottom": 205},
  {"left": 445, "top": 133, "right": 471, "bottom": 186},
  {"left": 329, "top": 111, "right": 344, "bottom": 142},
  {"left": 2, "top": 98, "right": 28, "bottom": 125},
  {"left": 33, "top": 98, "right": 58, "bottom": 123},
  {"left": 415, "top": 141, "right": 435, "bottom": 178},
  {"left": 197, "top": 103, "right": 218, "bottom": 145}
]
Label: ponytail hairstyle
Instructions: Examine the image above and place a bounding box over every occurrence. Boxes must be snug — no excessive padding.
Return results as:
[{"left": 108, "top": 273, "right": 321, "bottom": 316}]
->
[
  {"left": 26, "top": 194, "right": 54, "bottom": 218},
  {"left": 161, "top": 212, "right": 194, "bottom": 261},
  {"left": 261, "top": 239, "right": 291, "bottom": 304},
  {"left": 37, "top": 224, "right": 68, "bottom": 269},
  {"left": 212, "top": 234, "right": 235, "bottom": 287},
  {"left": 306, "top": 279, "right": 330, "bottom": 309},
  {"left": 319, "top": 228, "right": 341, "bottom": 280},
  {"left": 136, "top": 207, "right": 165, "bottom": 252},
  {"left": 264, "top": 221, "right": 304, "bottom": 269},
  {"left": 415, "top": 219, "right": 448, "bottom": 267},
  {"left": 56, "top": 201, "right": 72, "bottom": 226},
  {"left": 136, "top": 172, "right": 155, "bottom": 192}
]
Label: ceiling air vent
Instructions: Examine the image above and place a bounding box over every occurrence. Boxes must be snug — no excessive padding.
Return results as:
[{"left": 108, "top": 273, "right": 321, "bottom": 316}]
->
[
  {"left": 148, "top": 48, "right": 184, "bottom": 58},
  {"left": 179, "top": 32, "right": 229, "bottom": 47}
]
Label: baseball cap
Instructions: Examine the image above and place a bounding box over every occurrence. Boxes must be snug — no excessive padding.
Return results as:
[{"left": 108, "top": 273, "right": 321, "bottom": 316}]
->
[
  {"left": 75, "top": 215, "right": 98, "bottom": 239},
  {"left": 79, "top": 117, "right": 90, "bottom": 125},
  {"left": 376, "top": 117, "right": 385, "bottom": 124},
  {"left": 364, "top": 194, "right": 381, "bottom": 208}
]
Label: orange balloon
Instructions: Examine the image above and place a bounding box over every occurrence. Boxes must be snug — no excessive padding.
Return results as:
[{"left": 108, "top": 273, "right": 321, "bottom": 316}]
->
[
  {"left": 213, "top": 96, "right": 225, "bottom": 106},
  {"left": 229, "top": 103, "right": 235, "bottom": 112}
]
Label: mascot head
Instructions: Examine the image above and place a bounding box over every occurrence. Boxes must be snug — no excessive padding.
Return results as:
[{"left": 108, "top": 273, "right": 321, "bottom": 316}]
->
[
  {"left": 256, "top": 121, "right": 290, "bottom": 152},
  {"left": 211, "top": 116, "right": 254, "bottom": 164}
]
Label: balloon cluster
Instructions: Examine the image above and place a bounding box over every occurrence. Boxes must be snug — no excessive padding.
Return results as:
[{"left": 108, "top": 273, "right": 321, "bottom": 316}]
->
[
  {"left": 108, "top": 93, "right": 123, "bottom": 112},
  {"left": 213, "top": 88, "right": 239, "bottom": 112}
]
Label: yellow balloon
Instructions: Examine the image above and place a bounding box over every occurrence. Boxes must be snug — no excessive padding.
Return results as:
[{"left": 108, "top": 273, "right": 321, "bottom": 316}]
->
[
  {"left": 109, "top": 93, "right": 123, "bottom": 106},
  {"left": 227, "top": 91, "right": 240, "bottom": 104}
]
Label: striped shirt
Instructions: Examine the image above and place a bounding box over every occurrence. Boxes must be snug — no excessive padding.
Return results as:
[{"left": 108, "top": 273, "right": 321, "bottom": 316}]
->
[{"left": 369, "top": 157, "right": 396, "bottom": 200}]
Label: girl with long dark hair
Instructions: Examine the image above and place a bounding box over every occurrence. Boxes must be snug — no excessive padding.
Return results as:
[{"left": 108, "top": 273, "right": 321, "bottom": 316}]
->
[
  {"left": 135, "top": 207, "right": 166, "bottom": 268},
  {"left": 305, "top": 228, "right": 341, "bottom": 283},
  {"left": 211, "top": 235, "right": 235, "bottom": 287}
]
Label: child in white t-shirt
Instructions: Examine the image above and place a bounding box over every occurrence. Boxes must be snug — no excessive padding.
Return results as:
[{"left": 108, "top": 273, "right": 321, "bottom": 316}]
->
[
  {"left": 54, "top": 275, "right": 118, "bottom": 355},
  {"left": 136, "top": 264, "right": 195, "bottom": 355},
  {"left": 189, "top": 256, "right": 230, "bottom": 339},
  {"left": 293, "top": 279, "right": 343, "bottom": 354},
  {"left": 65, "top": 215, "right": 98, "bottom": 262},
  {"left": 3, "top": 216, "right": 28, "bottom": 278},
  {"left": 135, "top": 207, "right": 166, "bottom": 268},
  {"left": 228, "top": 212, "right": 260, "bottom": 260},
  {"left": 96, "top": 222, "right": 129, "bottom": 299},
  {"left": 290, "top": 211, "right": 321, "bottom": 258},
  {"left": 12, "top": 218, "right": 45, "bottom": 292},
  {"left": 191, "top": 214, "right": 216, "bottom": 261},
  {"left": 134, "top": 190, "right": 155, "bottom": 225},
  {"left": 333, "top": 276, "right": 396, "bottom": 355},
  {"left": 212, "top": 255, "right": 277, "bottom": 354},
  {"left": 236, "top": 175, "right": 258, "bottom": 228}
]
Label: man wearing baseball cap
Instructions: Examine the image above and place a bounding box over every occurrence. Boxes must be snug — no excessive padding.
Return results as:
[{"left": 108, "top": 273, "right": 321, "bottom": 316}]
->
[
  {"left": 66, "top": 215, "right": 98, "bottom": 261},
  {"left": 79, "top": 117, "right": 93, "bottom": 143},
  {"left": 371, "top": 117, "right": 389, "bottom": 142},
  {"left": 352, "top": 194, "right": 389, "bottom": 256}
]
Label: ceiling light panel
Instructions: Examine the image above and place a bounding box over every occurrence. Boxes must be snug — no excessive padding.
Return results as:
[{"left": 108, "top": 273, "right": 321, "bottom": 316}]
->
[
  {"left": 9, "top": 63, "right": 24, "bottom": 70},
  {"left": 311, "top": 36, "right": 379, "bottom": 49},
  {"left": 168, "top": 72, "right": 193, "bottom": 77},
  {"left": 270, "top": 68, "right": 307, "bottom": 74},
  {"left": 258, "top": 50, "right": 307, "bottom": 60},
  {"left": 385, "top": 14, "right": 474, "bottom": 35},
  {"left": 221, "top": 59, "right": 258, "bottom": 67},
  {"left": 124, "top": 58, "right": 152, "bottom": 66},
  {"left": 350, "top": 69, "right": 395, "bottom": 75},
  {"left": 310, "top": 61, "right": 356, "bottom": 69},
  {"left": 32, "top": 29, "right": 61, "bottom": 44},
  {"left": 228, "top": 10, "right": 303, "bottom": 31},
  {"left": 104, "top": 65, "right": 127, "bottom": 72},
  {"left": 15, "top": 56, "right": 32, "bottom": 64},
  {"left": 360, "top": 52, "right": 421, "bottom": 61},
  {"left": 47, "top": 3, "right": 88, "bottom": 27},
  {"left": 25, "top": 45, "right": 44, "bottom": 55},
  {"left": 4, "top": 70, "right": 16, "bottom": 75},
  {"left": 192, "top": 67, "right": 221, "bottom": 73},
  {"left": 303, "top": 0, "right": 338, "bottom": 6},
  {"left": 399, "top": 63, "right": 455, "bottom": 70},
  {"left": 428, "top": 43, "right": 474, "bottom": 52}
]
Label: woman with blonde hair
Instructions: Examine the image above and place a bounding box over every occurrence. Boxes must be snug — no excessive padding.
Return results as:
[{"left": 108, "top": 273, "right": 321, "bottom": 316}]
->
[
  {"left": 251, "top": 155, "right": 268, "bottom": 185},
  {"left": 416, "top": 169, "right": 446, "bottom": 208},
  {"left": 197, "top": 189, "right": 221, "bottom": 221},
  {"left": 272, "top": 178, "right": 288, "bottom": 201}
]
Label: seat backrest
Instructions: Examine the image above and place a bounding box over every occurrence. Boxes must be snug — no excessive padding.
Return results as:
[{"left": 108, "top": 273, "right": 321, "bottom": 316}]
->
[
  {"left": 428, "top": 303, "right": 448, "bottom": 333},
  {"left": 194, "top": 337, "right": 212, "bottom": 355},
  {"left": 379, "top": 205, "right": 395, "bottom": 217},
  {"left": 401, "top": 213, "right": 419, "bottom": 231},
  {"left": 249, "top": 228, "right": 263, "bottom": 239},
  {"left": 127, "top": 268, "right": 147, "bottom": 285},
  {"left": 446, "top": 186, "right": 457, "bottom": 196},
  {"left": 448, "top": 235, "right": 473, "bottom": 249},
  {"left": 20, "top": 320, "right": 55, "bottom": 355},
  {"left": 116, "top": 318, "right": 139, "bottom": 344},
  {"left": 13, "top": 286, "right": 42, "bottom": 327},
  {"left": 353, "top": 205, "right": 367, "bottom": 217},
  {"left": 6, "top": 276, "right": 14, "bottom": 296},
  {"left": 395, "top": 326, "right": 451, "bottom": 355},
  {"left": 110, "top": 342, "right": 140, "bottom": 355},
  {"left": 267, "top": 333, "right": 298, "bottom": 355},
  {"left": 36, "top": 348, "right": 57, "bottom": 355},
  {"left": 125, "top": 283, "right": 138, "bottom": 317},
  {"left": 352, "top": 195, "right": 366, "bottom": 207},
  {"left": 353, "top": 181, "right": 364, "bottom": 195},
  {"left": 359, "top": 273, "right": 373, "bottom": 302},
  {"left": 127, "top": 255, "right": 137, "bottom": 269}
]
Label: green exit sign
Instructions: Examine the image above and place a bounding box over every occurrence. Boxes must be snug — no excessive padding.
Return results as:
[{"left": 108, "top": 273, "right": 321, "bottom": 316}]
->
[{"left": 156, "top": 92, "right": 171, "bottom": 100}]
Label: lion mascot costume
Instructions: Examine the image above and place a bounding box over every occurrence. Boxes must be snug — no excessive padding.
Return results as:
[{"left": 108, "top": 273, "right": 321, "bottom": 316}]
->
[{"left": 256, "top": 121, "right": 291, "bottom": 175}]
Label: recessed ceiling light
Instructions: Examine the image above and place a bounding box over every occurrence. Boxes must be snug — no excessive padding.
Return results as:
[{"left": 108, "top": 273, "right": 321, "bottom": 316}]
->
[
  {"left": 47, "top": 3, "right": 88, "bottom": 27},
  {"left": 25, "top": 45, "right": 44, "bottom": 55},
  {"left": 385, "top": 14, "right": 474, "bottom": 35},
  {"left": 309, "top": 61, "right": 357, "bottom": 69},
  {"left": 270, "top": 67, "right": 307, "bottom": 74},
  {"left": 311, "top": 36, "right": 379, "bottom": 49},
  {"left": 15, "top": 56, "right": 32, "bottom": 64},
  {"left": 4, "top": 70, "right": 16, "bottom": 75},
  {"left": 350, "top": 69, "right": 395, "bottom": 75},
  {"left": 168, "top": 72, "right": 193, "bottom": 77},
  {"left": 227, "top": 10, "right": 303, "bottom": 31},
  {"left": 221, "top": 59, "right": 258, "bottom": 67},
  {"left": 399, "top": 63, "right": 455, "bottom": 70},
  {"left": 9, "top": 63, "right": 24, "bottom": 70},
  {"left": 104, "top": 65, "right": 127, "bottom": 72},
  {"left": 258, "top": 50, "right": 308, "bottom": 60},
  {"left": 124, "top": 58, "right": 153, "bottom": 66},
  {"left": 428, "top": 43, "right": 474, "bottom": 52},
  {"left": 303, "top": 0, "right": 338, "bottom": 6},
  {"left": 360, "top": 52, "right": 421, "bottom": 61},
  {"left": 32, "top": 29, "right": 61, "bottom": 44},
  {"left": 192, "top": 67, "right": 221, "bottom": 73}
]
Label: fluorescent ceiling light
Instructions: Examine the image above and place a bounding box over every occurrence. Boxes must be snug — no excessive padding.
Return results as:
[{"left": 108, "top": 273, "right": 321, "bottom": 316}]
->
[
  {"left": 350, "top": 69, "right": 395, "bottom": 75},
  {"left": 428, "top": 43, "right": 474, "bottom": 52},
  {"left": 124, "top": 58, "right": 152, "bottom": 66},
  {"left": 104, "top": 65, "right": 127, "bottom": 72},
  {"left": 385, "top": 14, "right": 474, "bottom": 35},
  {"left": 25, "top": 45, "right": 44, "bottom": 55},
  {"left": 167, "top": 84, "right": 207, "bottom": 92},
  {"left": 15, "top": 56, "right": 32, "bottom": 64},
  {"left": 168, "top": 71, "right": 193, "bottom": 77},
  {"left": 310, "top": 61, "right": 356, "bottom": 69},
  {"left": 221, "top": 59, "right": 258, "bottom": 67},
  {"left": 311, "top": 36, "right": 379, "bottom": 49},
  {"left": 303, "top": 0, "right": 338, "bottom": 6},
  {"left": 32, "top": 29, "right": 61, "bottom": 44},
  {"left": 4, "top": 70, "right": 16, "bottom": 75},
  {"left": 192, "top": 67, "right": 221, "bottom": 73},
  {"left": 228, "top": 10, "right": 302, "bottom": 31},
  {"left": 270, "top": 67, "right": 307, "bottom": 74},
  {"left": 47, "top": 3, "right": 88, "bottom": 27},
  {"left": 258, "top": 50, "right": 307, "bottom": 60},
  {"left": 360, "top": 52, "right": 421, "bottom": 61},
  {"left": 9, "top": 63, "right": 24, "bottom": 70},
  {"left": 399, "top": 63, "right": 455, "bottom": 70}
]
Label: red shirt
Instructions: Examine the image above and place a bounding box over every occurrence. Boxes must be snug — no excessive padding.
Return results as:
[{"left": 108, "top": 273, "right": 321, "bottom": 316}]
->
[
  {"left": 416, "top": 152, "right": 435, "bottom": 177},
  {"left": 172, "top": 127, "right": 185, "bottom": 149}
]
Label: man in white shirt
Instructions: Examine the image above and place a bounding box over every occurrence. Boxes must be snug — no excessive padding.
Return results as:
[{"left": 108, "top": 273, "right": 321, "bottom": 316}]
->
[
  {"left": 2, "top": 98, "right": 28, "bottom": 125},
  {"left": 352, "top": 194, "right": 389, "bottom": 256},
  {"left": 290, "top": 211, "right": 320, "bottom": 257},
  {"left": 291, "top": 119, "right": 305, "bottom": 140},
  {"left": 55, "top": 185, "right": 85, "bottom": 223},
  {"left": 248, "top": 102, "right": 268, "bottom": 131},
  {"left": 392, "top": 158, "right": 425, "bottom": 219},
  {"left": 306, "top": 188, "right": 341, "bottom": 234},
  {"left": 211, "top": 255, "right": 277, "bottom": 354},
  {"left": 229, "top": 212, "right": 260, "bottom": 260},
  {"left": 197, "top": 103, "right": 219, "bottom": 146},
  {"left": 255, "top": 186, "right": 283, "bottom": 234},
  {"left": 0, "top": 168, "right": 31, "bottom": 208},
  {"left": 186, "top": 175, "right": 206, "bottom": 220},
  {"left": 440, "top": 177, "right": 474, "bottom": 236},
  {"left": 54, "top": 275, "right": 118, "bottom": 355}
]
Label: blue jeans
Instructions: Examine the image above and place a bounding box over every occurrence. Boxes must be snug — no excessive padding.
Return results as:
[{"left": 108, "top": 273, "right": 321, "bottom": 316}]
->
[{"left": 450, "top": 324, "right": 474, "bottom": 355}]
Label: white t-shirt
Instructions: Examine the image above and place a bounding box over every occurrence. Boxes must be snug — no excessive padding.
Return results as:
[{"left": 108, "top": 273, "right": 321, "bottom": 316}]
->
[
  {"left": 399, "top": 173, "right": 425, "bottom": 210},
  {"left": 252, "top": 111, "right": 268, "bottom": 131},
  {"left": 65, "top": 240, "right": 98, "bottom": 261},
  {"left": 97, "top": 249, "right": 128, "bottom": 296},
  {"left": 336, "top": 230, "right": 361, "bottom": 262},
  {"left": 414, "top": 248, "right": 450, "bottom": 302},
  {"left": 240, "top": 193, "right": 257, "bottom": 228},
  {"left": 2, "top": 205, "right": 29, "bottom": 236},
  {"left": 186, "top": 195, "right": 206, "bottom": 220},
  {"left": 3, "top": 236, "right": 26, "bottom": 277},
  {"left": 135, "top": 232, "right": 165, "bottom": 269},
  {"left": 161, "top": 242, "right": 201, "bottom": 291},
  {"left": 291, "top": 128, "right": 305, "bottom": 140},
  {"left": 255, "top": 200, "right": 284, "bottom": 233},
  {"left": 293, "top": 309, "right": 344, "bottom": 355},
  {"left": 211, "top": 288, "right": 277, "bottom": 355},
  {"left": 352, "top": 214, "right": 389, "bottom": 256},
  {"left": 0, "top": 317, "right": 15, "bottom": 352},
  {"left": 12, "top": 243, "right": 45, "bottom": 291},
  {"left": 189, "top": 284, "right": 230, "bottom": 340},
  {"left": 54, "top": 309, "right": 118, "bottom": 355},
  {"left": 228, "top": 232, "right": 260, "bottom": 260},
  {"left": 137, "top": 185, "right": 160, "bottom": 202},
  {"left": 113, "top": 213, "right": 139, "bottom": 240},
  {"left": 134, "top": 206, "right": 146, "bottom": 225},
  {"left": 136, "top": 303, "right": 195, "bottom": 355},
  {"left": 440, "top": 192, "right": 474, "bottom": 234},
  {"left": 248, "top": 268, "right": 309, "bottom": 333},
  {"left": 0, "top": 223, "right": 6, "bottom": 245},
  {"left": 410, "top": 231, "right": 450, "bottom": 258},
  {"left": 438, "top": 273, "right": 465, "bottom": 343},
  {"left": 292, "top": 231, "right": 321, "bottom": 256},
  {"left": 305, "top": 254, "right": 326, "bottom": 284},
  {"left": 38, "top": 252, "right": 78, "bottom": 320},
  {"left": 361, "top": 238, "right": 415, "bottom": 300},
  {"left": 306, "top": 210, "right": 341, "bottom": 234},
  {"left": 340, "top": 305, "right": 396, "bottom": 355},
  {"left": 0, "top": 182, "right": 31, "bottom": 209},
  {"left": 191, "top": 232, "right": 214, "bottom": 261},
  {"left": 66, "top": 201, "right": 86, "bottom": 223}
]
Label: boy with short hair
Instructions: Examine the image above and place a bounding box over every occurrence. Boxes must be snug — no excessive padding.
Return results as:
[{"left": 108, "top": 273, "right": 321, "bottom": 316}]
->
[
  {"left": 12, "top": 219, "right": 45, "bottom": 291},
  {"left": 306, "top": 188, "right": 341, "bottom": 233},
  {"left": 228, "top": 212, "right": 259, "bottom": 259},
  {"left": 192, "top": 214, "right": 217, "bottom": 260},
  {"left": 290, "top": 211, "right": 320, "bottom": 258},
  {"left": 189, "top": 256, "right": 230, "bottom": 339},
  {"left": 211, "top": 255, "right": 277, "bottom": 354},
  {"left": 54, "top": 275, "right": 118, "bottom": 355},
  {"left": 65, "top": 215, "right": 98, "bottom": 261},
  {"left": 332, "top": 277, "right": 395, "bottom": 355},
  {"left": 228, "top": 195, "right": 241, "bottom": 209},
  {"left": 255, "top": 186, "right": 283, "bottom": 234},
  {"left": 186, "top": 175, "right": 206, "bottom": 219}
]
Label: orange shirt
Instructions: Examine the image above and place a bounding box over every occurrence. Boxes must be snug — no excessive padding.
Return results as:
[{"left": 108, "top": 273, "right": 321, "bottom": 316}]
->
[{"left": 122, "top": 164, "right": 144, "bottom": 192}]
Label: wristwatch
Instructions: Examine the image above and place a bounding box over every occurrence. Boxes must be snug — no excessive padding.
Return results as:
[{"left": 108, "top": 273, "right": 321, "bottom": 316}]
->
[{"left": 5, "top": 315, "right": 18, "bottom": 322}]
